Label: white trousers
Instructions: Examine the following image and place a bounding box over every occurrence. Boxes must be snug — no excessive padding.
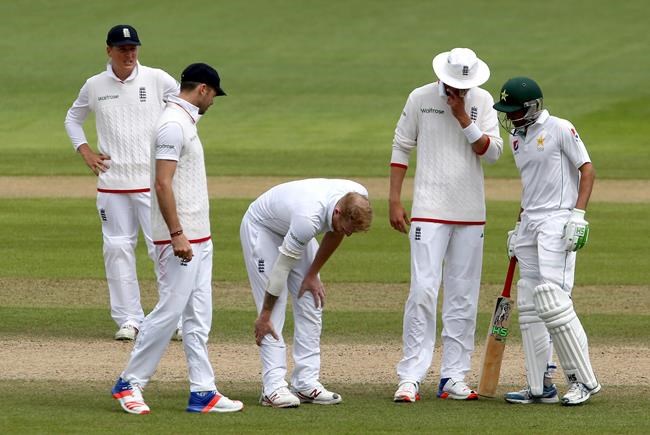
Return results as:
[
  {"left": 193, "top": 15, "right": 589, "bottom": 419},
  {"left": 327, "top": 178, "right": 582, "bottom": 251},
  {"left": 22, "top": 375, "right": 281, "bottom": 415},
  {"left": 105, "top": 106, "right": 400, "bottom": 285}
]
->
[
  {"left": 396, "top": 222, "right": 484, "bottom": 383},
  {"left": 240, "top": 215, "right": 322, "bottom": 395},
  {"left": 121, "top": 240, "right": 216, "bottom": 392},
  {"left": 515, "top": 209, "right": 578, "bottom": 387},
  {"left": 97, "top": 191, "right": 154, "bottom": 328},
  {"left": 516, "top": 210, "right": 576, "bottom": 292}
]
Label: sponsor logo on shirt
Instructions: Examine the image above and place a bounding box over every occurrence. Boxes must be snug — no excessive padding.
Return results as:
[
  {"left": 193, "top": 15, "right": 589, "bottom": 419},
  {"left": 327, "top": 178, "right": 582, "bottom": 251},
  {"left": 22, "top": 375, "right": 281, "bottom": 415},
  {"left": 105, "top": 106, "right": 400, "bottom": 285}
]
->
[
  {"left": 512, "top": 139, "right": 519, "bottom": 153},
  {"left": 420, "top": 107, "right": 445, "bottom": 114},
  {"left": 156, "top": 144, "right": 176, "bottom": 150},
  {"left": 139, "top": 87, "right": 147, "bottom": 102},
  {"left": 98, "top": 95, "right": 119, "bottom": 101},
  {"left": 289, "top": 231, "right": 306, "bottom": 246},
  {"left": 470, "top": 106, "right": 478, "bottom": 121},
  {"left": 257, "top": 258, "right": 265, "bottom": 273}
]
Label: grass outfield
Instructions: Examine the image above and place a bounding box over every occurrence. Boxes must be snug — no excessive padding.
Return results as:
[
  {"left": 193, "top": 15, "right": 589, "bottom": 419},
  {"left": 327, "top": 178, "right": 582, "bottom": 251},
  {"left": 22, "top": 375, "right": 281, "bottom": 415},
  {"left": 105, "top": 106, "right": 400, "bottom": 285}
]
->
[
  {"left": 1, "top": 0, "right": 649, "bottom": 178},
  {"left": 1, "top": 198, "right": 648, "bottom": 285},
  {"left": 1, "top": 381, "right": 649, "bottom": 434}
]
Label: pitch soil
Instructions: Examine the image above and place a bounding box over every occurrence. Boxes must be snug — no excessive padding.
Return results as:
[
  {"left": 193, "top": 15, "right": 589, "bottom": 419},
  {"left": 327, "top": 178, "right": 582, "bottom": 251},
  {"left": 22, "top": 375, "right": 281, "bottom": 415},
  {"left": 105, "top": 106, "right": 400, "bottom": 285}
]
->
[
  {"left": 1, "top": 176, "right": 649, "bottom": 202},
  {"left": 1, "top": 338, "right": 648, "bottom": 388},
  {"left": 1, "top": 279, "right": 648, "bottom": 387}
]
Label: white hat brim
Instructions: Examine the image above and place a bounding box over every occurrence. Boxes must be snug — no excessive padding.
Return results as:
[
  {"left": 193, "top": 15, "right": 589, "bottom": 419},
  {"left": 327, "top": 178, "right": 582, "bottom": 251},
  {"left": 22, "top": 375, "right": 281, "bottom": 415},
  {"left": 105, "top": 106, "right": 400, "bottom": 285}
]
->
[{"left": 432, "top": 51, "right": 490, "bottom": 89}]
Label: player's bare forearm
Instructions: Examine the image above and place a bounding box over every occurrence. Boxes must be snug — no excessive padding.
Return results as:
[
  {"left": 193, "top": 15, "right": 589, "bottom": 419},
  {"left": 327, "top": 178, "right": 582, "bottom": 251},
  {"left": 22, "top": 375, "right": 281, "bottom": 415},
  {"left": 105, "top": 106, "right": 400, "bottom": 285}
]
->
[
  {"left": 154, "top": 160, "right": 182, "bottom": 234},
  {"left": 389, "top": 165, "right": 410, "bottom": 233},
  {"left": 576, "top": 162, "right": 595, "bottom": 211},
  {"left": 470, "top": 134, "right": 490, "bottom": 154},
  {"left": 306, "top": 231, "right": 344, "bottom": 278},
  {"left": 261, "top": 292, "right": 279, "bottom": 314}
]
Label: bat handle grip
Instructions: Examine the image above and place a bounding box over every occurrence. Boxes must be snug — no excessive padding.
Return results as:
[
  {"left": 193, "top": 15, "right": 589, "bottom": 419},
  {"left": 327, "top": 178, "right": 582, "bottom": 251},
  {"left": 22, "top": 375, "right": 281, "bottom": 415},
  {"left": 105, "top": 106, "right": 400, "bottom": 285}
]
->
[{"left": 502, "top": 257, "right": 517, "bottom": 298}]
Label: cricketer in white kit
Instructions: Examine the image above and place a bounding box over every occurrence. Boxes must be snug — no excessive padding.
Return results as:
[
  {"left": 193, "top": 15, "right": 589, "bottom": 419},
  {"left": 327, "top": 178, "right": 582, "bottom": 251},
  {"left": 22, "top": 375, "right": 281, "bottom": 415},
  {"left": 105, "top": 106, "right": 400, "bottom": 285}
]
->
[
  {"left": 390, "top": 48, "right": 503, "bottom": 402},
  {"left": 64, "top": 25, "right": 180, "bottom": 340},
  {"left": 240, "top": 179, "right": 373, "bottom": 408},
  {"left": 494, "top": 77, "right": 600, "bottom": 406},
  {"left": 112, "top": 63, "right": 242, "bottom": 414}
]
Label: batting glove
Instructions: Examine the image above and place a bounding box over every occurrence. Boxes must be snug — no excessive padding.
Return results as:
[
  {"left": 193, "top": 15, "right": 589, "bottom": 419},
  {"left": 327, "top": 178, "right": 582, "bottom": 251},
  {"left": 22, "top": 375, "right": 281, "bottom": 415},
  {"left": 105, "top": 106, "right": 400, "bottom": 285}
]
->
[
  {"left": 562, "top": 209, "right": 590, "bottom": 252},
  {"left": 506, "top": 222, "right": 520, "bottom": 259}
]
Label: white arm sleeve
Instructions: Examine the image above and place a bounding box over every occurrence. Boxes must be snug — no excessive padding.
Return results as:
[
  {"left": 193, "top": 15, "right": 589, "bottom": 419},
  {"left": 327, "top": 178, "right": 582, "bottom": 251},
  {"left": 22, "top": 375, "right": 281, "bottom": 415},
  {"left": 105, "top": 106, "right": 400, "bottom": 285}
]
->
[
  {"left": 159, "top": 70, "right": 180, "bottom": 101},
  {"left": 279, "top": 214, "right": 320, "bottom": 259},
  {"left": 477, "top": 94, "right": 503, "bottom": 164},
  {"left": 64, "top": 82, "right": 91, "bottom": 150},
  {"left": 155, "top": 121, "right": 183, "bottom": 161},
  {"left": 267, "top": 252, "right": 298, "bottom": 297},
  {"left": 391, "top": 94, "right": 418, "bottom": 166},
  {"left": 559, "top": 121, "right": 591, "bottom": 168}
]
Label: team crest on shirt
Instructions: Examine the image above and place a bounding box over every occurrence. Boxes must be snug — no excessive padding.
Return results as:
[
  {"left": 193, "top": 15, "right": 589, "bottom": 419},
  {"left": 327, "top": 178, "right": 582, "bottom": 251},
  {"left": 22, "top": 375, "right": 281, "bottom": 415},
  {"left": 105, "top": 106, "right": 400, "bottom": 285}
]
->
[
  {"left": 570, "top": 128, "right": 582, "bottom": 143},
  {"left": 470, "top": 106, "right": 478, "bottom": 121},
  {"left": 536, "top": 135, "right": 545, "bottom": 151}
]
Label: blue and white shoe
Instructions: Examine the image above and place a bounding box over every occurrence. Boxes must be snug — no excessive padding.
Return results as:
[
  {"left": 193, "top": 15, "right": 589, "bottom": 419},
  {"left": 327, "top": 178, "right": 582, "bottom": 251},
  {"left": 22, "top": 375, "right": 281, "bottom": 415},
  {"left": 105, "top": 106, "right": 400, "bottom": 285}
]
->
[
  {"left": 505, "top": 384, "right": 559, "bottom": 404},
  {"left": 187, "top": 390, "right": 244, "bottom": 413},
  {"left": 437, "top": 378, "right": 478, "bottom": 400},
  {"left": 112, "top": 377, "right": 150, "bottom": 414}
]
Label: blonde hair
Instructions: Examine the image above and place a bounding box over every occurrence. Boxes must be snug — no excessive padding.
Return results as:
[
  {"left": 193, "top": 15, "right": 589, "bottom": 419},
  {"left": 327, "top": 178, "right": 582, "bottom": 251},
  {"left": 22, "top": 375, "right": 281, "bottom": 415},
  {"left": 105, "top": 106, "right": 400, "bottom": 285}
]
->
[{"left": 338, "top": 192, "right": 373, "bottom": 232}]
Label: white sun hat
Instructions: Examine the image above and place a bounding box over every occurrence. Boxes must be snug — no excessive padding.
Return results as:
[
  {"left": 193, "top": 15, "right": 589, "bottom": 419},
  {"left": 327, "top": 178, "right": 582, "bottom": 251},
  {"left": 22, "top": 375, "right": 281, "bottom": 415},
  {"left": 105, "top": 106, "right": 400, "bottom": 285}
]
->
[{"left": 432, "top": 48, "right": 490, "bottom": 89}]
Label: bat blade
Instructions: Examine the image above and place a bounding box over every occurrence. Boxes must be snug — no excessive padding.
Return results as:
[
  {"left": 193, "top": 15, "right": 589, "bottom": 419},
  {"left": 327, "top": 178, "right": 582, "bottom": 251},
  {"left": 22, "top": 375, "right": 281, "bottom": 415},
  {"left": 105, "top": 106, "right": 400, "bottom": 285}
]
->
[{"left": 477, "top": 258, "right": 517, "bottom": 398}]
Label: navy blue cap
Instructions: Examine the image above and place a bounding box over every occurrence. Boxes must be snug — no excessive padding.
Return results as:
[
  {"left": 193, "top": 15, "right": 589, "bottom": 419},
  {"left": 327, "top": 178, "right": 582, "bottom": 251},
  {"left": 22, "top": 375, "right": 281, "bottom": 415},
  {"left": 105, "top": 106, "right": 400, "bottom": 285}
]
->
[
  {"left": 181, "top": 63, "right": 226, "bottom": 96},
  {"left": 106, "top": 25, "right": 141, "bottom": 46}
]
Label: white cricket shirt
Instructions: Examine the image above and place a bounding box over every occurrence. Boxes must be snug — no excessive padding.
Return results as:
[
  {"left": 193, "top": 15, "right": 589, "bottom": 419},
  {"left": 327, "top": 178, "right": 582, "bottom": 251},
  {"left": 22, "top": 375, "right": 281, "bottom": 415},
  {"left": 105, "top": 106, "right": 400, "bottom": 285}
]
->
[
  {"left": 151, "top": 95, "right": 210, "bottom": 244},
  {"left": 510, "top": 110, "right": 591, "bottom": 212},
  {"left": 245, "top": 179, "right": 368, "bottom": 259},
  {"left": 391, "top": 81, "right": 503, "bottom": 224},
  {"left": 65, "top": 61, "right": 179, "bottom": 191}
]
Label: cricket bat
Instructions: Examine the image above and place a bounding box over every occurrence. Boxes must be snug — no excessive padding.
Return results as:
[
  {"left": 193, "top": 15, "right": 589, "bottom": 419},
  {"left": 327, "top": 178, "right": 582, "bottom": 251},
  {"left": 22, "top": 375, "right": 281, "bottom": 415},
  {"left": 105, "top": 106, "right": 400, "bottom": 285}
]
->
[{"left": 477, "top": 257, "right": 517, "bottom": 397}]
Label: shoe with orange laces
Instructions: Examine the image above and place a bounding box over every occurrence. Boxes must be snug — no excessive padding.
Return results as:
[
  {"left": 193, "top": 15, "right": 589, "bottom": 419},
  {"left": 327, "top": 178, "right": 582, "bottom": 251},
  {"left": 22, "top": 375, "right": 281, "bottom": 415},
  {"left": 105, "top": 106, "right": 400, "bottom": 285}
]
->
[
  {"left": 112, "top": 378, "right": 150, "bottom": 414},
  {"left": 437, "top": 378, "right": 479, "bottom": 400}
]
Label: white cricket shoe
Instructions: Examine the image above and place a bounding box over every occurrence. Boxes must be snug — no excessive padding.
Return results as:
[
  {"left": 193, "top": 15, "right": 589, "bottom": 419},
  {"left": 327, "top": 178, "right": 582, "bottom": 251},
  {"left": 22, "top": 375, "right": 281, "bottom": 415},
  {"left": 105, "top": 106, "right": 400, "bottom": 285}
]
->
[
  {"left": 112, "top": 378, "right": 150, "bottom": 414},
  {"left": 171, "top": 328, "right": 183, "bottom": 341},
  {"left": 260, "top": 386, "right": 300, "bottom": 408},
  {"left": 114, "top": 324, "right": 138, "bottom": 341},
  {"left": 505, "top": 384, "right": 559, "bottom": 404},
  {"left": 291, "top": 383, "right": 342, "bottom": 405},
  {"left": 393, "top": 381, "right": 420, "bottom": 402},
  {"left": 562, "top": 382, "right": 596, "bottom": 406},
  {"left": 437, "top": 378, "right": 478, "bottom": 400}
]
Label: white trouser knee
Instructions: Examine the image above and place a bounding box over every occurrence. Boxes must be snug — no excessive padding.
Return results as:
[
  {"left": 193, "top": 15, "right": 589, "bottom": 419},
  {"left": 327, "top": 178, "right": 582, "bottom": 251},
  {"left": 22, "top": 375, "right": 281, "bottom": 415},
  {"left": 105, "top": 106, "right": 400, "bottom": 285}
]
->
[
  {"left": 534, "top": 283, "right": 598, "bottom": 389},
  {"left": 517, "top": 279, "right": 550, "bottom": 396}
]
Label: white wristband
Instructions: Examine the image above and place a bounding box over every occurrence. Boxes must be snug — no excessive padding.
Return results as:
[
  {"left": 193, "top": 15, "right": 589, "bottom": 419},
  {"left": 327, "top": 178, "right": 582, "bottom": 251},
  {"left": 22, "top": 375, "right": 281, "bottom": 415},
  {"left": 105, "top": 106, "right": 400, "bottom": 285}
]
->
[{"left": 462, "top": 122, "right": 483, "bottom": 144}]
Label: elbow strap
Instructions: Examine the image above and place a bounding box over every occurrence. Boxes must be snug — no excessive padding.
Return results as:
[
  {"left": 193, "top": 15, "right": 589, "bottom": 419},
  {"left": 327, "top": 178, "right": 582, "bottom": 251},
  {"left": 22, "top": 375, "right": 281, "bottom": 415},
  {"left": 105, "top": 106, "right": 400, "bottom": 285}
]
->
[{"left": 267, "top": 253, "right": 298, "bottom": 297}]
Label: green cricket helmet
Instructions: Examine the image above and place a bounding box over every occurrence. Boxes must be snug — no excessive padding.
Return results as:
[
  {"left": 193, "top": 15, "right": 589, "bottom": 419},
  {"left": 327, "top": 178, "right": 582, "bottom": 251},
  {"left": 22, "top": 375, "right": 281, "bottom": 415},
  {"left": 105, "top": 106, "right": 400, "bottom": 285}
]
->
[{"left": 493, "top": 77, "right": 543, "bottom": 133}]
